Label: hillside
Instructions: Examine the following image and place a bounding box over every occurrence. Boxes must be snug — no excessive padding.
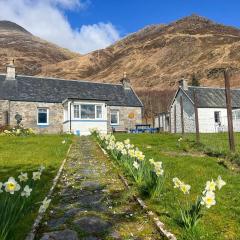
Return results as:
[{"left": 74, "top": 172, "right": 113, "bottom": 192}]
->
[
  {"left": 0, "top": 21, "right": 79, "bottom": 75},
  {"left": 39, "top": 15, "right": 240, "bottom": 89}
]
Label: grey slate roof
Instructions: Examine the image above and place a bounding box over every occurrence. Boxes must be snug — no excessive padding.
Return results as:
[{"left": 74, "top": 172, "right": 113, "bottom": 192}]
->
[
  {"left": 183, "top": 86, "right": 240, "bottom": 108},
  {"left": 0, "top": 74, "right": 143, "bottom": 107}
]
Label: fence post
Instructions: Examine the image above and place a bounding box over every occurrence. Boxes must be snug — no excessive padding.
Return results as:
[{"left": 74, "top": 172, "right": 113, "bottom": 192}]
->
[
  {"left": 193, "top": 90, "right": 200, "bottom": 143},
  {"left": 224, "top": 70, "right": 235, "bottom": 152},
  {"left": 180, "top": 96, "right": 185, "bottom": 135},
  {"left": 174, "top": 105, "right": 177, "bottom": 133}
]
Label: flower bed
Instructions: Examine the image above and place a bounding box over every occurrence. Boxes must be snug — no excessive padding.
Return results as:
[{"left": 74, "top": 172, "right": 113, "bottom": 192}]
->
[{"left": 93, "top": 131, "right": 165, "bottom": 199}]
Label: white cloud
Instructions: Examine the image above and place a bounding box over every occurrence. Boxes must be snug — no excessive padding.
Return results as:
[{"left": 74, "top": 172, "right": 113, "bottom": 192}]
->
[{"left": 0, "top": 0, "right": 120, "bottom": 53}]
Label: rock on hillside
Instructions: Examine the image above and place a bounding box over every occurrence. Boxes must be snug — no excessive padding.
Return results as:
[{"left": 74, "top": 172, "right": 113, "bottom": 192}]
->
[{"left": 0, "top": 21, "right": 79, "bottom": 75}]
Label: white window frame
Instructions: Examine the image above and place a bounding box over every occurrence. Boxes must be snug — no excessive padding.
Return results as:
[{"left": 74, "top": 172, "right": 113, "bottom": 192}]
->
[
  {"left": 37, "top": 108, "right": 49, "bottom": 126},
  {"left": 72, "top": 104, "right": 104, "bottom": 120},
  {"left": 110, "top": 110, "right": 119, "bottom": 126},
  {"left": 73, "top": 104, "right": 80, "bottom": 119},
  {"left": 96, "top": 105, "right": 103, "bottom": 119}
]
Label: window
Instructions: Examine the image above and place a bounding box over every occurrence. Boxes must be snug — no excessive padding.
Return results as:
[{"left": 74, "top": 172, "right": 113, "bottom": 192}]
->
[
  {"left": 37, "top": 108, "right": 48, "bottom": 125},
  {"left": 214, "top": 111, "right": 221, "bottom": 123},
  {"left": 74, "top": 105, "right": 80, "bottom": 119},
  {"left": 96, "top": 105, "right": 102, "bottom": 119},
  {"left": 110, "top": 110, "right": 119, "bottom": 125},
  {"left": 81, "top": 104, "right": 95, "bottom": 119}
]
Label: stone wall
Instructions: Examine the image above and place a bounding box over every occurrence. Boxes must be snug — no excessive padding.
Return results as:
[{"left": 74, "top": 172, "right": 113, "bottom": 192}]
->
[
  {"left": 170, "top": 90, "right": 195, "bottom": 133},
  {"left": 107, "top": 106, "right": 142, "bottom": 132},
  {"left": 8, "top": 101, "right": 63, "bottom": 133},
  {"left": 0, "top": 100, "right": 9, "bottom": 126}
]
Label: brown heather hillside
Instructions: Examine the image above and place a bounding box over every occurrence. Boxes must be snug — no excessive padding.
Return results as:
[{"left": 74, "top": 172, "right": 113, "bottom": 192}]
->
[
  {"left": 0, "top": 21, "right": 79, "bottom": 75},
  {"left": 39, "top": 15, "right": 240, "bottom": 91}
]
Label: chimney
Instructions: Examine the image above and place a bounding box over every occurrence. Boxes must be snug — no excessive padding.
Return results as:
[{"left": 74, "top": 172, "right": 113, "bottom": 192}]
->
[
  {"left": 178, "top": 78, "right": 188, "bottom": 91},
  {"left": 6, "top": 59, "right": 16, "bottom": 80},
  {"left": 120, "top": 72, "right": 131, "bottom": 90}
]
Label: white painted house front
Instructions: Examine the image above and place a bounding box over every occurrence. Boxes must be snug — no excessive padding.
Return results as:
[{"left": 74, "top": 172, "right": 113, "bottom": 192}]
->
[
  {"left": 63, "top": 100, "right": 108, "bottom": 135},
  {"left": 167, "top": 80, "right": 240, "bottom": 133}
]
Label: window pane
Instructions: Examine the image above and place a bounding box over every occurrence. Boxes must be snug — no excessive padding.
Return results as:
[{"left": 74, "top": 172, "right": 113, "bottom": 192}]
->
[
  {"left": 38, "top": 109, "right": 47, "bottom": 124},
  {"left": 74, "top": 105, "right": 80, "bottom": 118},
  {"left": 111, "top": 111, "right": 119, "bottom": 124},
  {"left": 96, "top": 105, "right": 102, "bottom": 119},
  {"left": 214, "top": 111, "right": 220, "bottom": 123},
  {"left": 81, "top": 104, "right": 95, "bottom": 119}
]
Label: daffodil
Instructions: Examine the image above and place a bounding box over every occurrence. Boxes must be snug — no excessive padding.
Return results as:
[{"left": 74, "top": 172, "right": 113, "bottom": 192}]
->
[
  {"left": 178, "top": 138, "right": 183, "bottom": 142},
  {"left": 180, "top": 183, "right": 191, "bottom": 194},
  {"left": 128, "top": 149, "right": 135, "bottom": 158},
  {"left": 173, "top": 177, "right": 182, "bottom": 188},
  {"left": 121, "top": 149, "right": 127, "bottom": 155},
  {"left": 149, "top": 158, "right": 155, "bottom": 164},
  {"left": 21, "top": 185, "right": 32, "bottom": 198},
  {"left": 39, "top": 165, "right": 45, "bottom": 172},
  {"left": 205, "top": 179, "right": 216, "bottom": 192},
  {"left": 124, "top": 139, "right": 130, "bottom": 145},
  {"left": 18, "top": 172, "right": 28, "bottom": 182},
  {"left": 216, "top": 176, "right": 226, "bottom": 190},
  {"left": 152, "top": 161, "right": 164, "bottom": 176},
  {"left": 39, "top": 197, "right": 51, "bottom": 213},
  {"left": 62, "top": 140, "right": 66, "bottom": 144},
  {"left": 32, "top": 171, "right": 42, "bottom": 181},
  {"left": 4, "top": 177, "right": 21, "bottom": 194},
  {"left": 201, "top": 191, "right": 216, "bottom": 208},
  {"left": 133, "top": 161, "right": 140, "bottom": 170}
]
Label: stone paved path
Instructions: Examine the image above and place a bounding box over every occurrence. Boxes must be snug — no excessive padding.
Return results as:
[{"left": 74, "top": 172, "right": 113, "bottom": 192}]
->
[{"left": 37, "top": 137, "right": 163, "bottom": 240}]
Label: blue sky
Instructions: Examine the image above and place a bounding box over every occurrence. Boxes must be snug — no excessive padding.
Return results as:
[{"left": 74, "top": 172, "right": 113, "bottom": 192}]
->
[
  {"left": 0, "top": 0, "right": 239, "bottom": 53},
  {"left": 67, "top": 0, "right": 240, "bottom": 36}
]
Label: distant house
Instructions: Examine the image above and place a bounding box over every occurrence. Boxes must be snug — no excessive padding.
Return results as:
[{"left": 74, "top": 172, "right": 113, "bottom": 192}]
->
[
  {"left": 0, "top": 62, "right": 143, "bottom": 135},
  {"left": 156, "top": 80, "right": 240, "bottom": 133}
]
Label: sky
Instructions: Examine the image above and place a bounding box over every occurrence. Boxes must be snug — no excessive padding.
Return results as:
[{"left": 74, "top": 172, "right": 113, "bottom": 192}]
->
[{"left": 0, "top": 0, "right": 240, "bottom": 54}]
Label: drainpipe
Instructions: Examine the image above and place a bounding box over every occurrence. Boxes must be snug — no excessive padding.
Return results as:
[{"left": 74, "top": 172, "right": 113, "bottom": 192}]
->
[{"left": 69, "top": 101, "right": 72, "bottom": 133}]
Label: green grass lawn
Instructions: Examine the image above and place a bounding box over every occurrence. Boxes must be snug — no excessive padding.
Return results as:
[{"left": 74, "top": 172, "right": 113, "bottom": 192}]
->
[
  {"left": 185, "top": 132, "right": 240, "bottom": 156},
  {"left": 115, "top": 133, "right": 240, "bottom": 240},
  {"left": 0, "top": 135, "right": 72, "bottom": 239}
]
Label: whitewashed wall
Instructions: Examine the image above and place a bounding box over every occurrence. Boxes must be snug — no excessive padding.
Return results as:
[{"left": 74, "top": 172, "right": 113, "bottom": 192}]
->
[
  {"left": 198, "top": 108, "right": 228, "bottom": 133},
  {"left": 170, "top": 89, "right": 195, "bottom": 133},
  {"left": 63, "top": 100, "right": 108, "bottom": 135}
]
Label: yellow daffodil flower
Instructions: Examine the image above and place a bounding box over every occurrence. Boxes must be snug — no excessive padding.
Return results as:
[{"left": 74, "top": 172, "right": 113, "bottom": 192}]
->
[
  {"left": 201, "top": 191, "right": 216, "bottom": 208},
  {"left": 4, "top": 177, "right": 21, "bottom": 194},
  {"left": 18, "top": 172, "right": 28, "bottom": 182}
]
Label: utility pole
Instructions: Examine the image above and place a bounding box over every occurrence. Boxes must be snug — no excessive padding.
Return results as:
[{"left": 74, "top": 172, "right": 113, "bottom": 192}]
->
[
  {"left": 180, "top": 96, "right": 185, "bottom": 135},
  {"left": 224, "top": 70, "right": 235, "bottom": 152},
  {"left": 193, "top": 90, "right": 200, "bottom": 143}
]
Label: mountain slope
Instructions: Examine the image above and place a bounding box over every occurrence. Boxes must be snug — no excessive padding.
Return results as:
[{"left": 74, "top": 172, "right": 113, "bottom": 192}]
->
[
  {"left": 0, "top": 21, "right": 79, "bottom": 75},
  {"left": 39, "top": 15, "right": 240, "bottom": 89}
]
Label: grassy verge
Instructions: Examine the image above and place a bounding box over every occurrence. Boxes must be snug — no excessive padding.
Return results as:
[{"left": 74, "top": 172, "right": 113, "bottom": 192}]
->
[
  {"left": 114, "top": 133, "right": 240, "bottom": 240},
  {"left": 0, "top": 134, "right": 72, "bottom": 239}
]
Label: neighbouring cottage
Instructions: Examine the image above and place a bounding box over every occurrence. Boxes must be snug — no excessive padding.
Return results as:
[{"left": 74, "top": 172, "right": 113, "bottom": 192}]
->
[
  {"left": 0, "top": 62, "right": 143, "bottom": 135},
  {"left": 155, "top": 79, "right": 240, "bottom": 133}
]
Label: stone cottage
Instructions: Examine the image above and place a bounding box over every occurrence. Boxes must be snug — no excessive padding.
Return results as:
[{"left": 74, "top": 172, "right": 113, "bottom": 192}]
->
[{"left": 0, "top": 62, "right": 143, "bottom": 135}]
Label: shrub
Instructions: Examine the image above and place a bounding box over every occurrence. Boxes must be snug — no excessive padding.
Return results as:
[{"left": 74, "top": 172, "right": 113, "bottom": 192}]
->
[{"left": 0, "top": 125, "right": 35, "bottom": 136}]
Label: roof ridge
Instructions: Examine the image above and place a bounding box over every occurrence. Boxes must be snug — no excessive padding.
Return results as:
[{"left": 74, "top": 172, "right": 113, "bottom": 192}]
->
[
  {"left": 0, "top": 73, "right": 123, "bottom": 87},
  {"left": 189, "top": 86, "right": 240, "bottom": 91}
]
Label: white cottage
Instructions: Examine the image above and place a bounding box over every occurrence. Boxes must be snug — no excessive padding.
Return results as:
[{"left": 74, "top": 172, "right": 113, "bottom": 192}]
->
[{"left": 167, "top": 80, "right": 240, "bottom": 133}]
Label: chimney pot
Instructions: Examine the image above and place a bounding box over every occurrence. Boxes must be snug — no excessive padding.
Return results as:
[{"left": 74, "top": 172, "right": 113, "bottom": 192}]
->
[
  {"left": 178, "top": 78, "right": 188, "bottom": 91},
  {"left": 6, "top": 59, "right": 16, "bottom": 80},
  {"left": 121, "top": 72, "right": 131, "bottom": 90}
]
